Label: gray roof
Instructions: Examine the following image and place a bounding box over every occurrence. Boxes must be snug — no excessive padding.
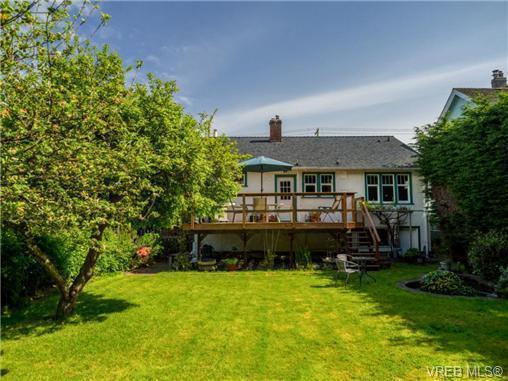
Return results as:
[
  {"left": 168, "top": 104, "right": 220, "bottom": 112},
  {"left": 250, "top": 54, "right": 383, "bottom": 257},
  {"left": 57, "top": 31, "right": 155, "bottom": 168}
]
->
[
  {"left": 232, "top": 136, "right": 418, "bottom": 169},
  {"left": 454, "top": 88, "right": 507, "bottom": 102}
]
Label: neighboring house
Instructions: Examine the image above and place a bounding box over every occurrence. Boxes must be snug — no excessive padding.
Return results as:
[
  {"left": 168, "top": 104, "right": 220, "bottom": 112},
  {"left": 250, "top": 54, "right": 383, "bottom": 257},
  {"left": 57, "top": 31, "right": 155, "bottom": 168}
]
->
[
  {"left": 184, "top": 116, "right": 430, "bottom": 262},
  {"left": 440, "top": 69, "right": 508, "bottom": 120}
]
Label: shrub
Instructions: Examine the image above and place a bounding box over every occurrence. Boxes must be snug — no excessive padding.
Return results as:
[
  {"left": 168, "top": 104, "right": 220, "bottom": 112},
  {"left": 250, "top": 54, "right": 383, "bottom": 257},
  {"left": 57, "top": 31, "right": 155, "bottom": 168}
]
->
[
  {"left": 171, "top": 252, "right": 192, "bottom": 271},
  {"left": 135, "top": 233, "right": 162, "bottom": 259},
  {"left": 38, "top": 230, "right": 88, "bottom": 280},
  {"left": 260, "top": 250, "right": 275, "bottom": 269},
  {"left": 295, "top": 246, "right": 312, "bottom": 269},
  {"left": 404, "top": 248, "right": 420, "bottom": 258},
  {"left": 1, "top": 229, "right": 51, "bottom": 307},
  {"left": 496, "top": 267, "right": 508, "bottom": 299},
  {"left": 421, "top": 270, "right": 476, "bottom": 296},
  {"left": 1, "top": 228, "right": 91, "bottom": 308},
  {"left": 468, "top": 231, "right": 508, "bottom": 281},
  {"left": 96, "top": 228, "right": 137, "bottom": 274}
]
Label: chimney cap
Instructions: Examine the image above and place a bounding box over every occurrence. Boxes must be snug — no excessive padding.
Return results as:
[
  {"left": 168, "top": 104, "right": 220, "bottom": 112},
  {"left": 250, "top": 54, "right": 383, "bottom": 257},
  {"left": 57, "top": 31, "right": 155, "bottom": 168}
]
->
[{"left": 491, "top": 69, "right": 507, "bottom": 88}]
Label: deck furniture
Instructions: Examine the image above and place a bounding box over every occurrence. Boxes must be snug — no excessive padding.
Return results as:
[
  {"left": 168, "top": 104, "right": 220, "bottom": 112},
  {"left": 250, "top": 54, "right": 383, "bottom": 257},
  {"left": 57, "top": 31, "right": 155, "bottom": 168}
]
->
[
  {"left": 318, "top": 196, "right": 341, "bottom": 222},
  {"left": 253, "top": 197, "right": 268, "bottom": 222},
  {"left": 335, "top": 254, "right": 360, "bottom": 286},
  {"left": 354, "top": 256, "right": 377, "bottom": 286}
]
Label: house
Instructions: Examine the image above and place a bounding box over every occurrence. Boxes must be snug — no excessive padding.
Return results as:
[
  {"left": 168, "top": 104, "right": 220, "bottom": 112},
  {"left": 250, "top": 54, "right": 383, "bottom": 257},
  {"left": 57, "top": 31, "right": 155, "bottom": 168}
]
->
[
  {"left": 440, "top": 69, "right": 508, "bottom": 120},
  {"left": 183, "top": 115, "right": 430, "bottom": 264}
]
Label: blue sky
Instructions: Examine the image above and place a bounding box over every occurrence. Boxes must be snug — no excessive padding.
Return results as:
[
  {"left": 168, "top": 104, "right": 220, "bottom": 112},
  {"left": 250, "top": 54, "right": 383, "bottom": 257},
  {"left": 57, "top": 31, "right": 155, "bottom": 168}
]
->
[{"left": 92, "top": 1, "right": 507, "bottom": 142}]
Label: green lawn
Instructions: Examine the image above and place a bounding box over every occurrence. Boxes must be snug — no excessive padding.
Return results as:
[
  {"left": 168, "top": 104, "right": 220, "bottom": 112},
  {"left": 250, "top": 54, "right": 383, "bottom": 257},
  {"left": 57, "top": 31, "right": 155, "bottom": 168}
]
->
[{"left": 1, "top": 265, "right": 507, "bottom": 380}]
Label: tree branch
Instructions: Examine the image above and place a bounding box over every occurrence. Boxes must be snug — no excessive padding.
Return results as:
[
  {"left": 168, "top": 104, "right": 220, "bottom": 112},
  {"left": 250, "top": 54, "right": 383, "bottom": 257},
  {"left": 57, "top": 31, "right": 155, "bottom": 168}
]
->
[{"left": 26, "top": 237, "right": 68, "bottom": 296}]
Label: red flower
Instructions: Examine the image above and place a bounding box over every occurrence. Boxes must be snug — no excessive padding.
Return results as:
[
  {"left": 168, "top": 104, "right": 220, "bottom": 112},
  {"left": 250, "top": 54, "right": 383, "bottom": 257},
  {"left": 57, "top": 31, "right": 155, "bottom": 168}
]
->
[{"left": 137, "top": 246, "right": 151, "bottom": 258}]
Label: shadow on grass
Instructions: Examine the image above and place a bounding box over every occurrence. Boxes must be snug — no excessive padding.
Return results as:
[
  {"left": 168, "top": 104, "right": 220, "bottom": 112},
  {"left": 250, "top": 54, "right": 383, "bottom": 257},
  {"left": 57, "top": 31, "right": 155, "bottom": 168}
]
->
[
  {"left": 1, "top": 291, "right": 138, "bottom": 340},
  {"left": 314, "top": 266, "right": 508, "bottom": 367}
]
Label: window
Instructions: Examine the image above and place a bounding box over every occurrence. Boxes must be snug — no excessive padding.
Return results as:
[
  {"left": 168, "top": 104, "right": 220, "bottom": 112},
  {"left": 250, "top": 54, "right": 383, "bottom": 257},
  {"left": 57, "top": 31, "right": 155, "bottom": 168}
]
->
[
  {"left": 320, "top": 174, "right": 333, "bottom": 193},
  {"left": 303, "top": 174, "right": 317, "bottom": 192},
  {"left": 279, "top": 180, "right": 292, "bottom": 200},
  {"left": 397, "top": 174, "right": 410, "bottom": 203},
  {"left": 239, "top": 173, "right": 247, "bottom": 187},
  {"left": 381, "top": 174, "right": 394, "bottom": 202},
  {"left": 366, "top": 174, "right": 379, "bottom": 202},
  {"left": 365, "top": 173, "right": 412, "bottom": 204},
  {"left": 303, "top": 173, "right": 335, "bottom": 194}
]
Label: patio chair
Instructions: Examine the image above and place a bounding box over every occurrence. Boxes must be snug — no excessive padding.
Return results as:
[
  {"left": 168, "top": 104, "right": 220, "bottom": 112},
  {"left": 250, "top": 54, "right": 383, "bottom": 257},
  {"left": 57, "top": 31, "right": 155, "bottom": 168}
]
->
[
  {"left": 335, "top": 254, "right": 360, "bottom": 286},
  {"left": 318, "top": 197, "right": 341, "bottom": 223}
]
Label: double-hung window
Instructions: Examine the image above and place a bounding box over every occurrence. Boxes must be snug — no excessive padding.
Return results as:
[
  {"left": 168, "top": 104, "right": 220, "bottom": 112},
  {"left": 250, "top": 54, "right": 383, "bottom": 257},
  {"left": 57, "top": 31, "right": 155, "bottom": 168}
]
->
[
  {"left": 303, "top": 174, "right": 317, "bottom": 192},
  {"left": 366, "top": 174, "right": 379, "bottom": 202},
  {"left": 365, "top": 173, "right": 412, "bottom": 204},
  {"left": 381, "top": 174, "right": 395, "bottom": 203},
  {"left": 396, "top": 174, "right": 410, "bottom": 203},
  {"left": 303, "top": 173, "right": 335, "bottom": 194},
  {"left": 320, "top": 174, "right": 333, "bottom": 193}
]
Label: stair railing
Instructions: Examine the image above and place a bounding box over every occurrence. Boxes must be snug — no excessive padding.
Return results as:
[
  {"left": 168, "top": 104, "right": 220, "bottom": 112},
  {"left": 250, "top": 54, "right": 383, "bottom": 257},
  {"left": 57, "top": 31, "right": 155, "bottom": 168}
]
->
[{"left": 357, "top": 198, "right": 381, "bottom": 259}]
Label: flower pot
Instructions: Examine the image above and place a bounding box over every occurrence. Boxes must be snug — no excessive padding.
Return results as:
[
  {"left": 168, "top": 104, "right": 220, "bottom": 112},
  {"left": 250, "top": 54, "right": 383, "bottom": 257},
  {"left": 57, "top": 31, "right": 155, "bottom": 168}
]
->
[
  {"left": 198, "top": 260, "right": 216, "bottom": 271},
  {"left": 226, "top": 263, "right": 238, "bottom": 272}
]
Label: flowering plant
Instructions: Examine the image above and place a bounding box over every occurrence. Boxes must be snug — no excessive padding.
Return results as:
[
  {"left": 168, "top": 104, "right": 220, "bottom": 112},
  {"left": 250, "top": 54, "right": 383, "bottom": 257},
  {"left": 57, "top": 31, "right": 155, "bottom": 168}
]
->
[{"left": 137, "top": 246, "right": 152, "bottom": 262}]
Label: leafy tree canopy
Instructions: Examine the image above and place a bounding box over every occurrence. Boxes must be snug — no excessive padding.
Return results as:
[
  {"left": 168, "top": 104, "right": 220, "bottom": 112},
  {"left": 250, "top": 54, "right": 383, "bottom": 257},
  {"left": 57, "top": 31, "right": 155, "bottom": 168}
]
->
[
  {"left": 415, "top": 92, "right": 508, "bottom": 257},
  {"left": 1, "top": 0, "right": 243, "bottom": 318}
]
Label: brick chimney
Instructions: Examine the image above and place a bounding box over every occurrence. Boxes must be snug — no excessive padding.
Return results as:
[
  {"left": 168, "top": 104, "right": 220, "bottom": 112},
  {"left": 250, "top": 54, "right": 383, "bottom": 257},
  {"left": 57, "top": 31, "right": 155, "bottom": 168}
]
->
[
  {"left": 269, "top": 115, "right": 282, "bottom": 142},
  {"left": 491, "top": 69, "right": 507, "bottom": 88}
]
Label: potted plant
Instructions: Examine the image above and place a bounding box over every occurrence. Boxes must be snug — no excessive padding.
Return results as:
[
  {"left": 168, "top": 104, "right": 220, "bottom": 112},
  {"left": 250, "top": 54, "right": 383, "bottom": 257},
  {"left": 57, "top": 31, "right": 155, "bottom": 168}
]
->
[
  {"left": 309, "top": 212, "right": 321, "bottom": 223},
  {"left": 224, "top": 257, "right": 239, "bottom": 272}
]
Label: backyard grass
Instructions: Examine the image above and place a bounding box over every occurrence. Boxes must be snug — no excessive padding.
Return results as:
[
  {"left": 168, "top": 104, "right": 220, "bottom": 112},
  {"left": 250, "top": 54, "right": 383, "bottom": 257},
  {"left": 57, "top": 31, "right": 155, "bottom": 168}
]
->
[{"left": 1, "top": 264, "right": 507, "bottom": 380}]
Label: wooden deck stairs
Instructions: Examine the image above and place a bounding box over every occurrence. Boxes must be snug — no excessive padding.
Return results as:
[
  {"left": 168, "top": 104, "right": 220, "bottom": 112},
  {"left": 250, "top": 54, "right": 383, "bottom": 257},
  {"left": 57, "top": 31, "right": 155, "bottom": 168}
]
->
[{"left": 346, "top": 200, "right": 391, "bottom": 270}]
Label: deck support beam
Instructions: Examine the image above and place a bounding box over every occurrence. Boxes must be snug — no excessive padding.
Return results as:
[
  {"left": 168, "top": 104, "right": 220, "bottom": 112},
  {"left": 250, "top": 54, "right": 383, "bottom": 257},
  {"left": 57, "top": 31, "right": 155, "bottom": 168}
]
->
[{"left": 289, "top": 232, "right": 295, "bottom": 269}]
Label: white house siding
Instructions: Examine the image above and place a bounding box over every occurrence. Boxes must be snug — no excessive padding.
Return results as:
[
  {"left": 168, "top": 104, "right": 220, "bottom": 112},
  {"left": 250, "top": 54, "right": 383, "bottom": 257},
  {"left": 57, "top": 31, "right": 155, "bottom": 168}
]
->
[{"left": 202, "top": 168, "right": 430, "bottom": 255}]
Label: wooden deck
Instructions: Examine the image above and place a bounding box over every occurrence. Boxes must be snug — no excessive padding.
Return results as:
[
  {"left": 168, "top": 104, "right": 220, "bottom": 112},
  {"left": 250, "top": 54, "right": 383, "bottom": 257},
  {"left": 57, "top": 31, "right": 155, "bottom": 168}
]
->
[
  {"left": 182, "top": 221, "right": 360, "bottom": 232},
  {"left": 183, "top": 192, "right": 364, "bottom": 233}
]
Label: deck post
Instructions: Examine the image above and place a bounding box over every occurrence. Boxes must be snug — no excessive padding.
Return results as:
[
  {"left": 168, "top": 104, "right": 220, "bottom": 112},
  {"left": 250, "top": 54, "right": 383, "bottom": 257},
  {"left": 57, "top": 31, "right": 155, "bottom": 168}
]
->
[
  {"left": 242, "top": 232, "right": 248, "bottom": 261},
  {"left": 289, "top": 232, "right": 295, "bottom": 269},
  {"left": 352, "top": 194, "right": 357, "bottom": 227},
  {"left": 292, "top": 193, "right": 297, "bottom": 226},
  {"left": 242, "top": 194, "right": 247, "bottom": 228},
  {"left": 197, "top": 233, "right": 201, "bottom": 260},
  {"left": 341, "top": 193, "right": 347, "bottom": 227}
]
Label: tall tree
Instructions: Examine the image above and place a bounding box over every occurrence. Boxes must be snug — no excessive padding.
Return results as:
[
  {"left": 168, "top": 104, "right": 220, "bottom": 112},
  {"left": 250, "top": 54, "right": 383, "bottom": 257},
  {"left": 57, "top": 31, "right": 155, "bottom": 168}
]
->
[
  {"left": 415, "top": 93, "right": 508, "bottom": 260},
  {"left": 1, "top": 0, "right": 242, "bottom": 319}
]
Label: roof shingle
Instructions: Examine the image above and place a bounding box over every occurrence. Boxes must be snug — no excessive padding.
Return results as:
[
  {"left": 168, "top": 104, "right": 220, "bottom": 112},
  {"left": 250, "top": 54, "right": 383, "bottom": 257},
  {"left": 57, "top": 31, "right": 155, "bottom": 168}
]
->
[
  {"left": 454, "top": 88, "right": 507, "bottom": 102},
  {"left": 231, "top": 136, "right": 418, "bottom": 169}
]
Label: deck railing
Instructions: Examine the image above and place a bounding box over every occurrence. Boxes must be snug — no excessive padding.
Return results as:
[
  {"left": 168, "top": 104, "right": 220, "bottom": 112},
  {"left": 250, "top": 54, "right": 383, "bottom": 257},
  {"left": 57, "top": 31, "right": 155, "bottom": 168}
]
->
[{"left": 189, "top": 192, "right": 363, "bottom": 229}]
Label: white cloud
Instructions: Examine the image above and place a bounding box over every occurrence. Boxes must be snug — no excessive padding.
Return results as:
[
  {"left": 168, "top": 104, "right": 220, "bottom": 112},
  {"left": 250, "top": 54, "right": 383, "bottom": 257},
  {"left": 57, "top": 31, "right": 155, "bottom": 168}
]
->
[
  {"left": 174, "top": 95, "right": 193, "bottom": 107},
  {"left": 214, "top": 59, "right": 503, "bottom": 135},
  {"left": 145, "top": 54, "right": 161, "bottom": 66}
]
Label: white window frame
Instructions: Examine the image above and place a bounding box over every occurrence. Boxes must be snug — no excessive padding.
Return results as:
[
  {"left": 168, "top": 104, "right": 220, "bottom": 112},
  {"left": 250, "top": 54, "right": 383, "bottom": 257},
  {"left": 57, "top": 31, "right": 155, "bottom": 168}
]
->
[
  {"left": 303, "top": 174, "right": 317, "bottom": 193},
  {"left": 320, "top": 174, "right": 333, "bottom": 193},
  {"left": 396, "top": 174, "right": 410, "bottom": 203},
  {"left": 381, "top": 174, "right": 395, "bottom": 203},
  {"left": 366, "top": 174, "right": 380, "bottom": 202}
]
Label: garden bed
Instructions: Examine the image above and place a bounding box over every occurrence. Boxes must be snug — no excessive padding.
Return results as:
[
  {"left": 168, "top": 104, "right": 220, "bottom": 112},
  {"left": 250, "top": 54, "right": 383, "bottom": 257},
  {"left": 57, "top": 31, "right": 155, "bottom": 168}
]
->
[{"left": 399, "top": 274, "right": 498, "bottom": 299}]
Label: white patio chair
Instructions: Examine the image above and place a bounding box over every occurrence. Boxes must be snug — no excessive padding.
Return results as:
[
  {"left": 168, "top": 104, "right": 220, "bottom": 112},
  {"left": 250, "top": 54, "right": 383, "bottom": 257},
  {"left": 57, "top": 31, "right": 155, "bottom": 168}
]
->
[{"left": 335, "top": 254, "right": 360, "bottom": 286}]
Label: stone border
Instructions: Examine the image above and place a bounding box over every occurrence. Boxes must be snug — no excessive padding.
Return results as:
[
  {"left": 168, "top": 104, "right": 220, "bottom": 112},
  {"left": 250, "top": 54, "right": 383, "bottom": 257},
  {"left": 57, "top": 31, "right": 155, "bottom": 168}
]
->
[{"left": 398, "top": 278, "right": 499, "bottom": 299}]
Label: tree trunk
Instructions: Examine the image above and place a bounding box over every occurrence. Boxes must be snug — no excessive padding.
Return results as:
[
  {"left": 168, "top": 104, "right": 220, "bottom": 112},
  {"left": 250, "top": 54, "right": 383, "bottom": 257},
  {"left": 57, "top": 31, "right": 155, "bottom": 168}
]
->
[
  {"left": 55, "top": 291, "right": 78, "bottom": 320},
  {"left": 26, "top": 224, "right": 107, "bottom": 320},
  {"left": 63, "top": 224, "right": 107, "bottom": 316}
]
